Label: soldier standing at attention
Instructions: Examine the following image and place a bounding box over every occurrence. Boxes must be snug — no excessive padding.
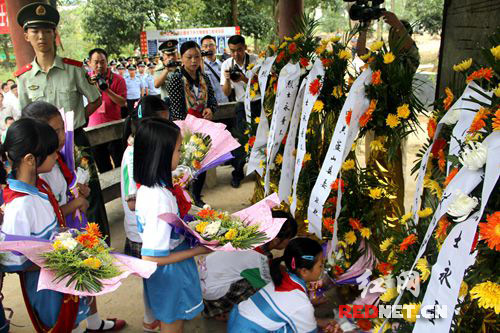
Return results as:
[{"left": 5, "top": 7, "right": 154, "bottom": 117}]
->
[
  {"left": 15, "top": 2, "right": 113, "bottom": 244},
  {"left": 154, "top": 39, "right": 180, "bottom": 100}
]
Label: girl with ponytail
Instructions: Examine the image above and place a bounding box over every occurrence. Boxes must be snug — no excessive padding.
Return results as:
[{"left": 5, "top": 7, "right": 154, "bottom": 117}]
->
[{"left": 228, "top": 237, "right": 342, "bottom": 333}]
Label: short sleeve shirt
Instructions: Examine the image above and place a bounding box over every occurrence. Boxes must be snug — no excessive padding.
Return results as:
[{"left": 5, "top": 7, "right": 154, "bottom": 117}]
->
[
  {"left": 88, "top": 70, "right": 127, "bottom": 127},
  {"left": 39, "top": 164, "right": 68, "bottom": 206},
  {"left": 125, "top": 76, "right": 144, "bottom": 100},
  {"left": 154, "top": 66, "right": 173, "bottom": 100},
  {"left": 145, "top": 74, "right": 160, "bottom": 95},
  {"left": 220, "top": 54, "right": 258, "bottom": 102},
  {"left": 204, "top": 59, "right": 228, "bottom": 104},
  {"left": 17, "top": 55, "right": 101, "bottom": 129},
  {"left": 120, "top": 144, "right": 142, "bottom": 242}
]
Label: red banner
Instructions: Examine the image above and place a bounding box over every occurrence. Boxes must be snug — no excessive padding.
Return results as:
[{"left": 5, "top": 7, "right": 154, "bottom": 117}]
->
[{"left": 0, "top": 0, "right": 10, "bottom": 35}]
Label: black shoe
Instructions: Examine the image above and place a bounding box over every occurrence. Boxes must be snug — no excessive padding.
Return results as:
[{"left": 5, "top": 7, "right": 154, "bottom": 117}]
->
[
  {"left": 193, "top": 197, "right": 206, "bottom": 208},
  {"left": 231, "top": 178, "right": 241, "bottom": 188}
]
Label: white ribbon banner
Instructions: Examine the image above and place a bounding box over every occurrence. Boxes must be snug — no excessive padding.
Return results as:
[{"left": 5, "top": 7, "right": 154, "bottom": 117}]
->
[
  {"left": 247, "top": 56, "right": 276, "bottom": 176},
  {"left": 414, "top": 131, "right": 500, "bottom": 332},
  {"left": 264, "top": 62, "right": 301, "bottom": 195},
  {"left": 243, "top": 61, "right": 263, "bottom": 124},
  {"left": 306, "top": 69, "right": 372, "bottom": 238},
  {"left": 278, "top": 80, "right": 307, "bottom": 202},
  {"left": 290, "top": 59, "right": 325, "bottom": 216}
]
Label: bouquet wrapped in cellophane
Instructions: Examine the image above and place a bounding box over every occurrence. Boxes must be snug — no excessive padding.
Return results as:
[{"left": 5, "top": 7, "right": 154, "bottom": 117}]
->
[
  {"left": 41, "top": 223, "right": 120, "bottom": 293},
  {"left": 159, "top": 193, "right": 286, "bottom": 251}
]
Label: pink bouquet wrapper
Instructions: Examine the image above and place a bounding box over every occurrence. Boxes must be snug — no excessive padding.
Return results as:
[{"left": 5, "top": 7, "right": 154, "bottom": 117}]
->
[
  {"left": 159, "top": 193, "right": 286, "bottom": 251},
  {"left": 174, "top": 115, "right": 240, "bottom": 172},
  {"left": 0, "top": 240, "right": 157, "bottom": 296}
]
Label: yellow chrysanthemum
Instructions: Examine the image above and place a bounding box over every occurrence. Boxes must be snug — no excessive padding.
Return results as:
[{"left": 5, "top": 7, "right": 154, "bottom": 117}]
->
[
  {"left": 418, "top": 207, "right": 433, "bottom": 218},
  {"left": 249, "top": 90, "right": 256, "bottom": 99},
  {"left": 386, "top": 114, "right": 400, "bottom": 128},
  {"left": 332, "top": 85, "right": 343, "bottom": 99},
  {"left": 52, "top": 240, "right": 63, "bottom": 250},
  {"left": 345, "top": 231, "right": 357, "bottom": 245},
  {"left": 194, "top": 151, "right": 204, "bottom": 159},
  {"left": 402, "top": 303, "right": 421, "bottom": 323},
  {"left": 293, "top": 33, "right": 304, "bottom": 40},
  {"left": 380, "top": 287, "right": 398, "bottom": 302},
  {"left": 337, "top": 241, "right": 347, "bottom": 248},
  {"left": 303, "top": 153, "right": 312, "bottom": 163},
  {"left": 424, "top": 177, "right": 443, "bottom": 199},
  {"left": 383, "top": 52, "right": 395, "bottom": 64},
  {"left": 494, "top": 84, "right": 500, "bottom": 98},
  {"left": 195, "top": 221, "right": 209, "bottom": 233},
  {"left": 253, "top": 82, "right": 259, "bottom": 91},
  {"left": 225, "top": 228, "right": 238, "bottom": 240},
  {"left": 288, "top": 196, "right": 293, "bottom": 204},
  {"left": 284, "top": 36, "right": 293, "bottom": 41},
  {"left": 259, "top": 160, "right": 265, "bottom": 169},
  {"left": 254, "top": 117, "right": 260, "bottom": 124},
  {"left": 369, "top": 40, "right": 384, "bottom": 52},
  {"left": 491, "top": 45, "right": 500, "bottom": 61},
  {"left": 313, "top": 100, "right": 324, "bottom": 112},
  {"left": 244, "top": 143, "right": 249, "bottom": 153},
  {"left": 453, "top": 58, "right": 472, "bottom": 72},
  {"left": 397, "top": 104, "right": 410, "bottom": 119},
  {"left": 342, "top": 159, "right": 355, "bottom": 171},
  {"left": 269, "top": 44, "right": 277, "bottom": 52},
  {"left": 370, "top": 140, "right": 386, "bottom": 152},
  {"left": 416, "top": 257, "right": 431, "bottom": 281},
  {"left": 368, "top": 187, "right": 383, "bottom": 200},
  {"left": 279, "top": 41, "right": 287, "bottom": 49},
  {"left": 329, "top": 36, "right": 341, "bottom": 43},
  {"left": 401, "top": 212, "right": 412, "bottom": 225},
  {"left": 380, "top": 237, "right": 393, "bottom": 252},
  {"left": 247, "top": 63, "right": 255, "bottom": 71},
  {"left": 470, "top": 281, "right": 500, "bottom": 314},
  {"left": 275, "top": 153, "right": 283, "bottom": 165},
  {"left": 244, "top": 129, "right": 250, "bottom": 135},
  {"left": 315, "top": 45, "right": 326, "bottom": 55},
  {"left": 82, "top": 257, "right": 102, "bottom": 270},
  {"left": 459, "top": 281, "right": 468, "bottom": 298},
  {"left": 360, "top": 227, "right": 371, "bottom": 239},
  {"left": 359, "top": 52, "right": 371, "bottom": 61},
  {"left": 338, "top": 49, "right": 352, "bottom": 60}
]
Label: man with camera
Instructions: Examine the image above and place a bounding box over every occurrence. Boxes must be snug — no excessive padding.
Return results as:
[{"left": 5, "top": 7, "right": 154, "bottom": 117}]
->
[
  {"left": 220, "top": 35, "right": 258, "bottom": 188},
  {"left": 154, "top": 39, "right": 181, "bottom": 100},
  {"left": 88, "top": 48, "right": 127, "bottom": 173},
  {"left": 201, "top": 35, "right": 228, "bottom": 104}
]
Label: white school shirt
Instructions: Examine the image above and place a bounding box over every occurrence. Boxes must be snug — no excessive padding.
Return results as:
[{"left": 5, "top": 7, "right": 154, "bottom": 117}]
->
[
  {"left": 40, "top": 163, "right": 68, "bottom": 206},
  {"left": 0, "top": 179, "right": 58, "bottom": 272},
  {"left": 120, "top": 144, "right": 141, "bottom": 242},
  {"left": 233, "top": 272, "right": 317, "bottom": 333},
  {"left": 201, "top": 249, "right": 271, "bottom": 300},
  {"left": 220, "top": 54, "right": 258, "bottom": 102},
  {"left": 135, "top": 184, "right": 184, "bottom": 256}
]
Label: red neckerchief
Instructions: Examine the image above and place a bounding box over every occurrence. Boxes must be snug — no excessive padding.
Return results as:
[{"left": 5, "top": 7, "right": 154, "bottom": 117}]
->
[
  {"left": 166, "top": 185, "right": 192, "bottom": 218},
  {"left": 275, "top": 269, "right": 306, "bottom": 293},
  {"left": 3, "top": 186, "right": 28, "bottom": 204},
  {"left": 37, "top": 178, "right": 66, "bottom": 228},
  {"left": 56, "top": 152, "right": 75, "bottom": 188}
]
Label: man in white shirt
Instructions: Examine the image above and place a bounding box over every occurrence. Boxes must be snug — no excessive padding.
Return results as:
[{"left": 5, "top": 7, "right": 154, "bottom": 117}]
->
[
  {"left": 220, "top": 35, "right": 258, "bottom": 188},
  {"left": 3, "top": 83, "right": 21, "bottom": 118},
  {"left": 201, "top": 35, "right": 228, "bottom": 104},
  {"left": 0, "top": 92, "right": 16, "bottom": 131}
]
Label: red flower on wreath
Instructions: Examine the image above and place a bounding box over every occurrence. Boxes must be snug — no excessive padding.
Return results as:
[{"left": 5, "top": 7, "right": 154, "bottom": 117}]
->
[
  {"left": 345, "top": 110, "right": 352, "bottom": 126},
  {"left": 371, "top": 70, "right": 382, "bottom": 85},
  {"left": 276, "top": 51, "right": 286, "bottom": 63},
  {"left": 431, "top": 138, "right": 447, "bottom": 157},
  {"left": 248, "top": 136, "right": 256, "bottom": 147},
  {"left": 309, "top": 78, "right": 322, "bottom": 96},
  {"left": 323, "top": 218, "right": 335, "bottom": 233},
  {"left": 359, "top": 100, "right": 377, "bottom": 128},
  {"left": 444, "top": 168, "right": 459, "bottom": 187},
  {"left": 300, "top": 57, "right": 310, "bottom": 68},
  {"left": 357, "top": 319, "right": 372, "bottom": 331},
  {"left": 288, "top": 42, "right": 297, "bottom": 54},
  {"left": 466, "top": 67, "right": 493, "bottom": 83},
  {"left": 468, "top": 107, "right": 490, "bottom": 133},
  {"left": 330, "top": 179, "right": 345, "bottom": 193},
  {"left": 321, "top": 58, "right": 333, "bottom": 68},
  {"left": 377, "top": 262, "right": 394, "bottom": 275},
  {"left": 427, "top": 117, "right": 437, "bottom": 139},
  {"left": 399, "top": 234, "right": 417, "bottom": 251},
  {"left": 349, "top": 218, "right": 362, "bottom": 230}
]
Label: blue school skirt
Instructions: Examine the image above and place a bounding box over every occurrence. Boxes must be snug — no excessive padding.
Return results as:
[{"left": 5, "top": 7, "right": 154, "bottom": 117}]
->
[
  {"left": 143, "top": 240, "right": 204, "bottom": 323},
  {"left": 24, "top": 270, "right": 89, "bottom": 328}
]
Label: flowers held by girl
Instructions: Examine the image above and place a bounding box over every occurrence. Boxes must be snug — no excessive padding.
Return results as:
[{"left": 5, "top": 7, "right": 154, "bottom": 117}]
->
[
  {"left": 43, "top": 225, "right": 120, "bottom": 293},
  {"left": 453, "top": 58, "right": 472, "bottom": 72},
  {"left": 459, "top": 141, "right": 488, "bottom": 171},
  {"left": 478, "top": 212, "right": 500, "bottom": 251},
  {"left": 469, "top": 281, "right": 500, "bottom": 314},
  {"left": 179, "top": 131, "right": 211, "bottom": 172},
  {"left": 447, "top": 190, "right": 479, "bottom": 222}
]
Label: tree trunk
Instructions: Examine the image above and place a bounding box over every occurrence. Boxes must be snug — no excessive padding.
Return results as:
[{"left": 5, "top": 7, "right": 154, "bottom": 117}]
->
[
  {"left": 231, "top": 0, "right": 238, "bottom": 26},
  {"left": 278, "top": 0, "right": 304, "bottom": 39}
]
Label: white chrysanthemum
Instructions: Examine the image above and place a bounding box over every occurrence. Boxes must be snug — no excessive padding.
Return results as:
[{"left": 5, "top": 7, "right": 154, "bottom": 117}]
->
[
  {"left": 459, "top": 141, "right": 488, "bottom": 171},
  {"left": 447, "top": 190, "right": 479, "bottom": 222},
  {"left": 61, "top": 238, "right": 78, "bottom": 251},
  {"left": 203, "top": 221, "right": 221, "bottom": 237}
]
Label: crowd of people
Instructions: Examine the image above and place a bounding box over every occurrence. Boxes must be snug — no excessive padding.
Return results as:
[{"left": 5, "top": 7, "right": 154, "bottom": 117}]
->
[{"left": 0, "top": 1, "right": 422, "bottom": 333}]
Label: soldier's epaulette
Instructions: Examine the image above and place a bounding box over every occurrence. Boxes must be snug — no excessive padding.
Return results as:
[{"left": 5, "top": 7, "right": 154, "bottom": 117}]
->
[
  {"left": 14, "top": 64, "right": 32, "bottom": 77},
  {"left": 63, "top": 58, "right": 83, "bottom": 67}
]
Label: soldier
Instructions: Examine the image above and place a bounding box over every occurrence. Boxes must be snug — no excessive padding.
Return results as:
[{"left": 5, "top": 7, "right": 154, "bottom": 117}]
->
[{"left": 154, "top": 39, "right": 180, "bottom": 100}]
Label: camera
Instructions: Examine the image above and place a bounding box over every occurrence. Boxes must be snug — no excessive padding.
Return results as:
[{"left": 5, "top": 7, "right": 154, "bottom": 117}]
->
[
  {"left": 201, "top": 50, "right": 214, "bottom": 57},
  {"left": 229, "top": 65, "right": 243, "bottom": 81},
  {"left": 344, "top": 0, "right": 386, "bottom": 22},
  {"left": 95, "top": 73, "right": 108, "bottom": 91},
  {"left": 166, "top": 60, "right": 182, "bottom": 68}
]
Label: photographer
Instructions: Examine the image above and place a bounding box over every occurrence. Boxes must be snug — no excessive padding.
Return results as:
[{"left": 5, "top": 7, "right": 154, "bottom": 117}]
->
[
  {"left": 154, "top": 39, "right": 181, "bottom": 100},
  {"left": 220, "top": 35, "right": 258, "bottom": 188},
  {"left": 88, "top": 48, "right": 127, "bottom": 173}
]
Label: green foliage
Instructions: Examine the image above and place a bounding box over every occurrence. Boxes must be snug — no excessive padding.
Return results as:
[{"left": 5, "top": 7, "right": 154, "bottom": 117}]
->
[
  {"left": 57, "top": 6, "right": 94, "bottom": 60},
  {"left": 404, "top": 0, "right": 444, "bottom": 35}
]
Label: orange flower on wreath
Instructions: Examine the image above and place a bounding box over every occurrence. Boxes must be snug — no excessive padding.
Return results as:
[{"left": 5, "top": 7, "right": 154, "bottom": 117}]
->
[
  {"left": 345, "top": 110, "right": 352, "bottom": 126},
  {"left": 276, "top": 50, "right": 286, "bottom": 63},
  {"left": 371, "top": 70, "right": 382, "bottom": 85},
  {"left": 288, "top": 42, "right": 297, "bottom": 54},
  {"left": 493, "top": 107, "right": 500, "bottom": 131},
  {"left": 478, "top": 211, "right": 500, "bottom": 251},
  {"left": 321, "top": 58, "right": 333, "bottom": 68},
  {"left": 299, "top": 57, "right": 310, "bottom": 68},
  {"left": 444, "top": 168, "right": 459, "bottom": 187},
  {"left": 443, "top": 87, "right": 454, "bottom": 110},
  {"left": 309, "top": 78, "right": 322, "bottom": 96},
  {"left": 248, "top": 136, "right": 256, "bottom": 147},
  {"left": 349, "top": 218, "right": 363, "bottom": 230},
  {"left": 466, "top": 67, "right": 493, "bottom": 83},
  {"left": 357, "top": 319, "right": 372, "bottom": 331},
  {"left": 427, "top": 117, "right": 437, "bottom": 139},
  {"left": 331, "top": 179, "right": 345, "bottom": 193},
  {"left": 399, "top": 234, "right": 417, "bottom": 251},
  {"left": 328, "top": 196, "right": 338, "bottom": 206},
  {"left": 438, "top": 149, "right": 446, "bottom": 172},
  {"left": 435, "top": 216, "right": 451, "bottom": 241},
  {"left": 76, "top": 233, "right": 99, "bottom": 249},
  {"left": 377, "top": 262, "right": 394, "bottom": 275},
  {"left": 85, "top": 222, "right": 102, "bottom": 239},
  {"left": 323, "top": 218, "right": 335, "bottom": 233},
  {"left": 359, "top": 99, "right": 377, "bottom": 127},
  {"left": 468, "top": 107, "right": 491, "bottom": 133}
]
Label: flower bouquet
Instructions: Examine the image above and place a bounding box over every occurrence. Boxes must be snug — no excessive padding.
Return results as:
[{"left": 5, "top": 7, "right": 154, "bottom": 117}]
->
[
  {"left": 41, "top": 223, "right": 121, "bottom": 293},
  {"left": 159, "top": 193, "right": 286, "bottom": 251},
  {"left": 179, "top": 130, "right": 211, "bottom": 173}
]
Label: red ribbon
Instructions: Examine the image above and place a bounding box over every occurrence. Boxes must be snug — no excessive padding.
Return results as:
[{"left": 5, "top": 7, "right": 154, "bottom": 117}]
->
[
  {"left": 166, "top": 185, "right": 192, "bottom": 219},
  {"left": 56, "top": 153, "right": 75, "bottom": 188}
]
